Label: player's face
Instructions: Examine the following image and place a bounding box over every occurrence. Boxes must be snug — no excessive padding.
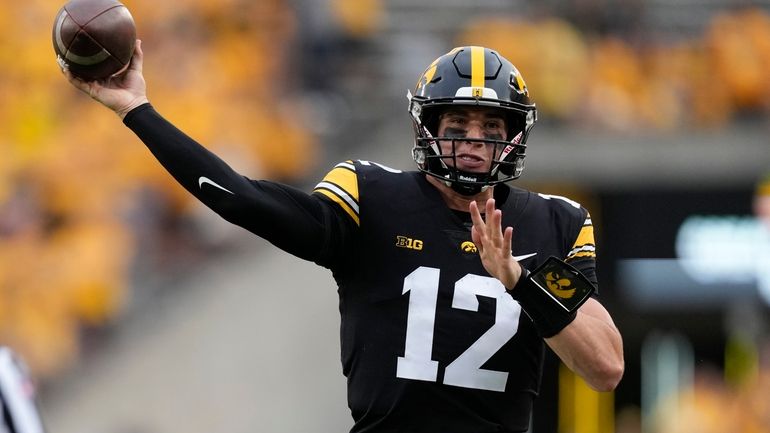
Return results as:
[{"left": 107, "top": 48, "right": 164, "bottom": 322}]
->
[{"left": 436, "top": 106, "right": 508, "bottom": 173}]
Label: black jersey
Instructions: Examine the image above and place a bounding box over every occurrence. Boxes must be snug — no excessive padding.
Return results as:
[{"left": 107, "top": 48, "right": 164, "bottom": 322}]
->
[
  {"left": 314, "top": 161, "right": 596, "bottom": 433},
  {"left": 122, "top": 106, "right": 597, "bottom": 433}
]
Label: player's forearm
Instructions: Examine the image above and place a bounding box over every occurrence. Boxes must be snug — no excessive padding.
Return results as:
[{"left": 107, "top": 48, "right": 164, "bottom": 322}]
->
[
  {"left": 122, "top": 103, "right": 334, "bottom": 263},
  {"left": 123, "top": 103, "right": 252, "bottom": 200},
  {"left": 545, "top": 302, "right": 624, "bottom": 392}
]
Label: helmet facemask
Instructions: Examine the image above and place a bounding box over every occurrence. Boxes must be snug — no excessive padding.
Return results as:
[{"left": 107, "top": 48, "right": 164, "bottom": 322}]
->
[
  {"left": 408, "top": 46, "right": 537, "bottom": 196},
  {"left": 409, "top": 94, "right": 536, "bottom": 196}
]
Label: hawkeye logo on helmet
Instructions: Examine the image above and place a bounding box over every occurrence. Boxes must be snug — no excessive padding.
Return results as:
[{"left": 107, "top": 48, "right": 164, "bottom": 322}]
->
[
  {"left": 472, "top": 87, "right": 483, "bottom": 99},
  {"left": 510, "top": 68, "right": 528, "bottom": 96},
  {"left": 416, "top": 58, "right": 440, "bottom": 93}
]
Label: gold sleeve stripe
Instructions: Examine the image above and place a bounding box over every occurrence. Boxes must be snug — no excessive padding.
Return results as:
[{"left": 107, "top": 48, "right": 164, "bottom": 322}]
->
[
  {"left": 471, "top": 46, "right": 485, "bottom": 89},
  {"left": 314, "top": 181, "right": 359, "bottom": 211},
  {"left": 572, "top": 224, "right": 595, "bottom": 249},
  {"left": 566, "top": 245, "right": 596, "bottom": 260},
  {"left": 315, "top": 188, "right": 360, "bottom": 226},
  {"left": 319, "top": 164, "right": 359, "bottom": 202},
  {"left": 313, "top": 161, "right": 360, "bottom": 226},
  {"left": 567, "top": 214, "right": 596, "bottom": 259},
  {"left": 565, "top": 251, "right": 596, "bottom": 261}
]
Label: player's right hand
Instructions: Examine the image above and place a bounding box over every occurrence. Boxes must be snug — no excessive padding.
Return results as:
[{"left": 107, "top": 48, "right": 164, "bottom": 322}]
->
[
  {"left": 61, "top": 39, "right": 149, "bottom": 119},
  {"left": 470, "top": 198, "right": 523, "bottom": 290}
]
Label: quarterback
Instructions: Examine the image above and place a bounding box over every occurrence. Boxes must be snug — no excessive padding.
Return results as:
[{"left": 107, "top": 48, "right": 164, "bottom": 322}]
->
[{"left": 63, "top": 43, "right": 624, "bottom": 432}]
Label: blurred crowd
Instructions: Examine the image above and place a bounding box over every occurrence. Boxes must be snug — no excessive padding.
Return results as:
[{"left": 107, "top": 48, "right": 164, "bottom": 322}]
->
[
  {"left": 1, "top": 2, "right": 770, "bottom": 423},
  {"left": 647, "top": 344, "right": 770, "bottom": 433},
  {"left": 0, "top": 0, "right": 316, "bottom": 378},
  {"left": 457, "top": 7, "right": 770, "bottom": 131}
]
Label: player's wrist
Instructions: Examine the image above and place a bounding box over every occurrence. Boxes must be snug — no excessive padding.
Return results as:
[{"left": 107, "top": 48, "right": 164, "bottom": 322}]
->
[
  {"left": 507, "top": 257, "right": 595, "bottom": 338},
  {"left": 500, "top": 261, "right": 525, "bottom": 290},
  {"left": 116, "top": 97, "right": 150, "bottom": 119}
]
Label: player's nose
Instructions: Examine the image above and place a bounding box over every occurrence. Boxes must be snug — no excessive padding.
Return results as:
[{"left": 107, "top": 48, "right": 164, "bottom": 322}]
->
[{"left": 462, "top": 124, "right": 486, "bottom": 144}]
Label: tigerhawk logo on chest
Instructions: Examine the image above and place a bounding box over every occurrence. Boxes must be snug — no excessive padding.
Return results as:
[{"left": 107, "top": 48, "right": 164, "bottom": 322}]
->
[{"left": 460, "top": 241, "right": 478, "bottom": 253}]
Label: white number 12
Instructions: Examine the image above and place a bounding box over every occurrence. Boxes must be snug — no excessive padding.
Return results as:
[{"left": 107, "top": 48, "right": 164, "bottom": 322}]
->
[{"left": 396, "top": 267, "right": 522, "bottom": 392}]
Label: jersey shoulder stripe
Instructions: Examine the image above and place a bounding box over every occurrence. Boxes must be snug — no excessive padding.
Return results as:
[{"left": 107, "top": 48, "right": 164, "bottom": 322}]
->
[
  {"left": 567, "top": 212, "right": 596, "bottom": 260},
  {"left": 313, "top": 160, "right": 360, "bottom": 226}
]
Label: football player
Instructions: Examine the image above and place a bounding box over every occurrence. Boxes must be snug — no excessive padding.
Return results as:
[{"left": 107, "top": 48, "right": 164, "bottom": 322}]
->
[{"left": 62, "top": 43, "right": 624, "bottom": 432}]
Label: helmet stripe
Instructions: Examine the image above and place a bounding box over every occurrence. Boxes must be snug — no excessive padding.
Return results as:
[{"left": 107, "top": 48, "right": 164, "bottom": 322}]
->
[{"left": 470, "top": 46, "right": 485, "bottom": 89}]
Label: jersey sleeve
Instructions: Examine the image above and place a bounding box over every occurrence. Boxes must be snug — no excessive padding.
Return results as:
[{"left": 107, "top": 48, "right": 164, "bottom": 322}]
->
[
  {"left": 312, "top": 160, "right": 360, "bottom": 227},
  {"left": 566, "top": 211, "right": 596, "bottom": 262},
  {"left": 565, "top": 208, "right": 599, "bottom": 290},
  {"left": 123, "top": 103, "right": 355, "bottom": 268}
]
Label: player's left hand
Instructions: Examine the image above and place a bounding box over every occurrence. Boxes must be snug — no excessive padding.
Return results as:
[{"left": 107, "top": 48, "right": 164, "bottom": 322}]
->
[{"left": 470, "top": 198, "right": 522, "bottom": 289}]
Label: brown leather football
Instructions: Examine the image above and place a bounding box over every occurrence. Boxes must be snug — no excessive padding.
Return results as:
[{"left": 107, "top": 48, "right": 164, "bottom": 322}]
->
[{"left": 52, "top": 0, "right": 136, "bottom": 81}]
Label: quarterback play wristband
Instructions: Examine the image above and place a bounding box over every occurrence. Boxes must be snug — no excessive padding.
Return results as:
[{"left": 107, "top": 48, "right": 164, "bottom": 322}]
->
[{"left": 508, "top": 256, "right": 595, "bottom": 338}]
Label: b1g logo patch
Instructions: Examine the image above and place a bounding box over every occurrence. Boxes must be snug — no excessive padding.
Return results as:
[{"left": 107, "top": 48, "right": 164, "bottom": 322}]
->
[{"left": 396, "top": 236, "right": 424, "bottom": 251}]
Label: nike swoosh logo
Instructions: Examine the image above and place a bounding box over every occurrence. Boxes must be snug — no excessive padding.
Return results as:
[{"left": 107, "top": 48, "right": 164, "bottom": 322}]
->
[
  {"left": 513, "top": 252, "right": 537, "bottom": 262},
  {"left": 198, "top": 176, "right": 234, "bottom": 195}
]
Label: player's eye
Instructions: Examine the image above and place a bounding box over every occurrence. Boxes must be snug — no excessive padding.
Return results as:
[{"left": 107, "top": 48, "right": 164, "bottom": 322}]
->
[
  {"left": 446, "top": 116, "right": 467, "bottom": 126},
  {"left": 485, "top": 120, "right": 504, "bottom": 131}
]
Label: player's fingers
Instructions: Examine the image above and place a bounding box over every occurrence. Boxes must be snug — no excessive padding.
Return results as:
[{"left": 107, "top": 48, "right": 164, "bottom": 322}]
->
[
  {"left": 87, "top": 83, "right": 102, "bottom": 100},
  {"left": 490, "top": 209, "right": 503, "bottom": 240},
  {"left": 63, "top": 68, "right": 93, "bottom": 93},
  {"left": 482, "top": 198, "right": 494, "bottom": 235},
  {"left": 485, "top": 199, "right": 496, "bottom": 222},
  {"left": 471, "top": 226, "right": 483, "bottom": 253},
  {"left": 469, "top": 200, "right": 486, "bottom": 232},
  {"left": 70, "top": 74, "right": 102, "bottom": 98},
  {"left": 60, "top": 66, "right": 76, "bottom": 84},
  {"left": 482, "top": 207, "right": 502, "bottom": 250},
  {"left": 503, "top": 226, "right": 513, "bottom": 257}
]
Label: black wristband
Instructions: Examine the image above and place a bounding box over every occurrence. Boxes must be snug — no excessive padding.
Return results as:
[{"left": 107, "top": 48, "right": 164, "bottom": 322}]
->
[{"left": 508, "top": 256, "right": 595, "bottom": 338}]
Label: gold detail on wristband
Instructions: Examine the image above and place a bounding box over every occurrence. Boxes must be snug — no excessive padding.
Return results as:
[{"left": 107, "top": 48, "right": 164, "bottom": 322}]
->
[{"left": 545, "top": 272, "right": 576, "bottom": 299}]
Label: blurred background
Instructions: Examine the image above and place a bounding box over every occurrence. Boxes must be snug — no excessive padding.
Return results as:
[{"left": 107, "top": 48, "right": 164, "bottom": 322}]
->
[{"left": 1, "top": 0, "right": 770, "bottom": 432}]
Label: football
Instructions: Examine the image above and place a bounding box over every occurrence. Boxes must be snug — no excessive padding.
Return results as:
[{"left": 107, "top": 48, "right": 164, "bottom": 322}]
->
[{"left": 52, "top": 0, "right": 136, "bottom": 81}]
